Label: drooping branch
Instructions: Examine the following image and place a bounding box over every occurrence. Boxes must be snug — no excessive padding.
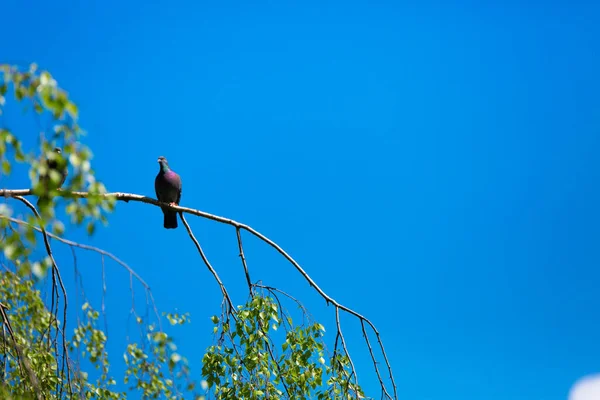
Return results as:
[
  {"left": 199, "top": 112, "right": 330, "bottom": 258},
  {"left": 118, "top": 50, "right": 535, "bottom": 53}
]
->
[
  {"left": 13, "top": 196, "right": 73, "bottom": 398},
  {"left": 179, "top": 213, "right": 235, "bottom": 315},
  {"left": 236, "top": 227, "right": 253, "bottom": 296},
  {"left": 2, "top": 214, "right": 163, "bottom": 338},
  {"left": 361, "top": 319, "right": 390, "bottom": 400},
  {"left": 334, "top": 306, "right": 359, "bottom": 398},
  {"left": 1, "top": 215, "right": 152, "bottom": 291},
  {"left": 254, "top": 284, "right": 312, "bottom": 328},
  {"left": 0, "top": 188, "right": 398, "bottom": 399}
]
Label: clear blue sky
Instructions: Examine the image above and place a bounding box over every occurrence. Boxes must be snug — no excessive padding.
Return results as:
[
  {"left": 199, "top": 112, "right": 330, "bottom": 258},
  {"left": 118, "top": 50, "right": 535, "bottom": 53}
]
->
[{"left": 3, "top": 1, "right": 600, "bottom": 399}]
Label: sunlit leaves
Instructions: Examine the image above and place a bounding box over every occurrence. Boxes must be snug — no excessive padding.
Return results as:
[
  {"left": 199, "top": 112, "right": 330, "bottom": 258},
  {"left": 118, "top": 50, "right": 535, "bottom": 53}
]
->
[
  {"left": 202, "top": 292, "right": 365, "bottom": 399},
  {"left": 0, "top": 270, "right": 66, "bottom": 397},
  {"left": 0, "top": 63, "right": 143, "bottom": 399},
  {"left": 123, "top": 316, "right": 204, "bottom": 399},
  {"left": 0, "top": 63, "right": 113, "bottom": 235},
  {"left": 164, "top": 312, "right": 190, "bottom": 326}
]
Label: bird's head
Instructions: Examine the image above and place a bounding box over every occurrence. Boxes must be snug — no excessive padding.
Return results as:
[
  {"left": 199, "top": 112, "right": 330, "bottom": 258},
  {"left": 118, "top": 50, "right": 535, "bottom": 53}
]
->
[
  {"left": 157, "top": 156, "right": 170, "bottom": 172},
  {"left": 53, "top": 147, "right": 62, "bottom": 154}
]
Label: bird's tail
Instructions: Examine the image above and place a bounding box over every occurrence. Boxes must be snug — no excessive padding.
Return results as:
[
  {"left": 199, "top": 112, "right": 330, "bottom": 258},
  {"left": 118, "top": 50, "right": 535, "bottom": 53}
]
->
[{"left": 163, "top": 209, "right": 178, "bottom": 229}]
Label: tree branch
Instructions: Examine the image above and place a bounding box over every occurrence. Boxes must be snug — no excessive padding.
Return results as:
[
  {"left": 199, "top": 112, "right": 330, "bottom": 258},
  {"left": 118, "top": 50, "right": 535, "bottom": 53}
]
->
[
  {"left": 335, "top": 307, "right": 359, "bottom": 398},
  {"left": 1, "top": 188, "right": 398, "bottom": 398},
  {"left": 0, "top": 215, "right": 152, "bottom": 291},
  {"left": 13, "top": 196, "right": 73, "bottom": 398},
  {"left": 179, "top": 213, "right": 235, "bottom": 315},
  {"left": 361, "top": 320, "right": 392, "bottom": 400},
  {"left": 236, "top": 228, "right": 253, "bottom": 296}
]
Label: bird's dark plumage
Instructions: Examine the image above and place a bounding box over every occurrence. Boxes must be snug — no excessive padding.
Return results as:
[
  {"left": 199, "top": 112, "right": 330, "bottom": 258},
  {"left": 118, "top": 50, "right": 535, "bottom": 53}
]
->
[
  {"left": 154, "top": 156, "right": 182, "bottom": 229},
  {"left": 37, "top": 147, "right": 68, "bottom": 208}
]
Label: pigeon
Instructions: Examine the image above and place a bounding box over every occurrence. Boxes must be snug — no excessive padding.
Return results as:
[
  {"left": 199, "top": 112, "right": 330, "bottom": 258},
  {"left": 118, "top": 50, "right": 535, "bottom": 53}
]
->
[
  {"left": 37, "top": 147, "right": 68, "bottom": 208},
  {"left": 154, "top": 156, "right": 182, "bottom": 229}
]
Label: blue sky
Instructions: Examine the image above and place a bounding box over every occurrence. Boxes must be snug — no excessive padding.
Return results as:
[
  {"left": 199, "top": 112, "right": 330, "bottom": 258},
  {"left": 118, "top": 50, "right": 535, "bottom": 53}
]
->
[{"left": 2, "top": 1, "right": 600, "bottom": 399}]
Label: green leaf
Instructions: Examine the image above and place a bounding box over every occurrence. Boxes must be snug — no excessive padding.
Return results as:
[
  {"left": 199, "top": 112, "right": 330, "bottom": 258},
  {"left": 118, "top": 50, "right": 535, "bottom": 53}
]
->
[
  {"left": 65, "top": 101, "right": 78, "bottom": 118},
  {"left": 1, "top": 160, "right": 10, "bottom": 174},
  {"left": 86, "top": 221, "right": 96, "bottom": 235}
]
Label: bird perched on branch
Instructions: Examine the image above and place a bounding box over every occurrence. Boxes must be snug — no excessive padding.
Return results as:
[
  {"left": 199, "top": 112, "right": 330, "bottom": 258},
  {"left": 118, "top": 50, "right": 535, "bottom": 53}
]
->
[
  {"left": 154, "top": 156, "right": 182, "bottom": 229},
  {"left": 36, "top": 147, "right": 68, "bottom": 208}
]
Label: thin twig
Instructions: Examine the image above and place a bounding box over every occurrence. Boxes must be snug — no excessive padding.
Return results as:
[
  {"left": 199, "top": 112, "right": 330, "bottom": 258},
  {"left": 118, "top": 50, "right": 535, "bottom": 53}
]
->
[
  {"left": 254, "top": 286, "right": 293, "bottom": 330},
  {"left": 259, "top": 320, "right": 291, "bottom": 398},
  {"left": 336, "top": 307, "right": 358, "bottom": 399},
  {"left": 44, "top": 255, "right": 57, "bottom": 347},
  {"left": 236, "top": 227, "right": 253, "bottom": 296},
  {"left": 179, "top": 213, "right": 235, "bottom": 316},
  {"left": 1, "top": 216, "right": 151, "bottom": 290},
  {"left": 101, "top": 255, "right": 108, "bottom": 337},
  {"left": 71, "top": 246, "right": 81, "bottom": 327},
  {"left": 361, "top": 320, "right": 392, "bottom": 400},
  {"left": 254, "top": 284, "right": 311, "bottom": 328},
  {"left": 2, "top": 215, "right": 162, "bottom": 329},
  {"left": 127, "top": 273, "right": 135, "bottom": 342}
]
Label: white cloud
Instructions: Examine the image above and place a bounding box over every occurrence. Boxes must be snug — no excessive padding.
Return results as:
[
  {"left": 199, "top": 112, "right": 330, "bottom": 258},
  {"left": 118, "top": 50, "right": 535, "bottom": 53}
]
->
[{"left": 569, "top": 374, "right": 600, "bottom": 400}]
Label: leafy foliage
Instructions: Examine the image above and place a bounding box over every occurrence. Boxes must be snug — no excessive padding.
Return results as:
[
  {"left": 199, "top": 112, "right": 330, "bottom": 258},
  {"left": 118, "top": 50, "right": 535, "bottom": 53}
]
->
[
  {"left": 0, "top": 63, "right": 374, "bottom": 399},
  {"left": 203, "top": 290, "right": 364, "bottom": 399},
  {"left": 0, "top": 63, "right": 204, "bottom": 399}
]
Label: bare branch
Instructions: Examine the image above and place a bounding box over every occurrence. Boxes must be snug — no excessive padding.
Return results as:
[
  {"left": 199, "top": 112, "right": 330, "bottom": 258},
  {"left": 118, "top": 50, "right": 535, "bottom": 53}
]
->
[
  {"left": 101, "top": 255, "right": 108, "bottom": 336},
  {"left": 3, "top": 214, "right": 164, "bottom": 330},
  {"left": 179, "top": 213, "right": 235, "bottom": 316},
  {"left": 361, "top": 320, "right": 393, "bottom": 400},
  {"left": 0, "top": 216, "right": 151, "bottom": 290},
  {"left": 236, "top": 228, "right": 253, "bottom": 296},
  {"left": 336, "top": 307, "right": 359, "bottom": 399}
]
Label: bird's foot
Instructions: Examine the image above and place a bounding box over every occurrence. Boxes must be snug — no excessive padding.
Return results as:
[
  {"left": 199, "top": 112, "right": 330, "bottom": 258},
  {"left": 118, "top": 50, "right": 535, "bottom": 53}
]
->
[{"left": 169, "top": 202, "right": 177, "bottom": 207}]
